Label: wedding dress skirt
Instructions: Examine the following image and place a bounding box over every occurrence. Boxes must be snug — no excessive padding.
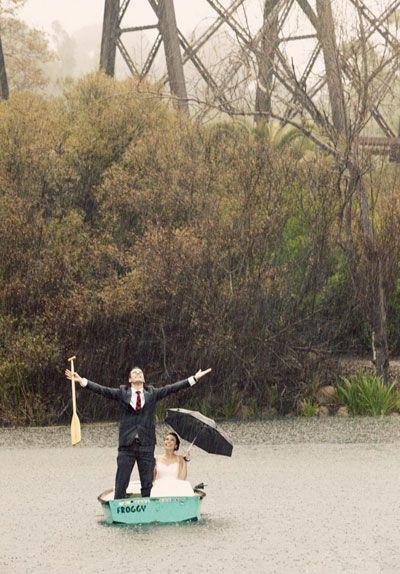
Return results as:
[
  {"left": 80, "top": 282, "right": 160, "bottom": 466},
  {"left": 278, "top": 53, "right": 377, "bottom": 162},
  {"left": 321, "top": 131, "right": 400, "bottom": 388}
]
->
[{"left": 151, "top": 460, "right": 194, "bottom": 497}]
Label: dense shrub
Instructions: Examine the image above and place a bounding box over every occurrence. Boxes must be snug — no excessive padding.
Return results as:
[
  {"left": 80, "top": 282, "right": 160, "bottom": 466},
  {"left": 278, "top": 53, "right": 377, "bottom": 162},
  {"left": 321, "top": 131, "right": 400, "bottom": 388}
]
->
[
  {"left": 1, "top": 73, "right": 400, "bottom": 424},
  {"left": 337, "top": 375, "right": 398, "bottom": 416}
]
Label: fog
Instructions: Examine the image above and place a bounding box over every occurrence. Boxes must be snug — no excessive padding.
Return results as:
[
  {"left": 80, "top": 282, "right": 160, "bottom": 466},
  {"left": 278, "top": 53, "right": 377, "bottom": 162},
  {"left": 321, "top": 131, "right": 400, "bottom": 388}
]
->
[
  {"left": 19, "top": 0, "right": 221, "bottom": 35},
  {"left": 17, "top": 0, "right": 393, "bottom": 91}
]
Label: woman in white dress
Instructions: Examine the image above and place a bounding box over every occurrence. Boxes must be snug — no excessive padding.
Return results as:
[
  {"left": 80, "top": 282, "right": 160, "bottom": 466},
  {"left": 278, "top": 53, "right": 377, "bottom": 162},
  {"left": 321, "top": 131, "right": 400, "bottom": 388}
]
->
[{"left": 151, "top": 432, "right": 194, "bottom": 497}]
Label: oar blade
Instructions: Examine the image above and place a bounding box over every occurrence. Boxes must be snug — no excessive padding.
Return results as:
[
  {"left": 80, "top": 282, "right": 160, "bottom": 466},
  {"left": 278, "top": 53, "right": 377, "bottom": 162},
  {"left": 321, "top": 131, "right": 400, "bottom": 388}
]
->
[{"left": 71, "top": 413, "right": 81, "bottom": 446}]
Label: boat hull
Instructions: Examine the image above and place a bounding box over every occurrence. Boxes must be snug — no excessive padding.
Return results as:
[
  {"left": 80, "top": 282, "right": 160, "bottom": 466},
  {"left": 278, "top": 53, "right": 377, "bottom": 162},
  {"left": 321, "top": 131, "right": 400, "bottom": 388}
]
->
[{"left": 99, "top": 493, "right": 202, "bottom": 525}]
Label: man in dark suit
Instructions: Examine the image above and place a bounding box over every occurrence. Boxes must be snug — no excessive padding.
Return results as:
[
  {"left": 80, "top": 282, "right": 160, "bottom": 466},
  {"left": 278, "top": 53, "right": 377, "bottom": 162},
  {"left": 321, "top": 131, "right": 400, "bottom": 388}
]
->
[{"left": 65, "top": 366, "right": 211, "bottom": 499}]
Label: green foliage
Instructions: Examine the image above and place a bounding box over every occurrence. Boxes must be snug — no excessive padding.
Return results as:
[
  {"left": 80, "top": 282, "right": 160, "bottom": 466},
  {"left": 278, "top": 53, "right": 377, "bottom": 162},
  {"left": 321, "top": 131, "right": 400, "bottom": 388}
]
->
[
  {"left": 298, "top": 399, "right": 318, "bottom": 417},
  {"left": 1, "top": 1, "right": 55, "bottom": 91},
  {"left": 246, "top": 398, "right": 261, "bottom": 419},
  {"left": 220, "top": 397, "right": 238, "bottom": 420},
  {"left": 1, "top": 73, "right": 400, "bottom": 425},
  {"left": 337, "top": 375, "right": 398, "bottom": 416},
  {"left": 0, "top": 318, "right": 62, "bottom": 425},
  {"left": 253, "top": 121, "right": 313, "bottom": 157}
]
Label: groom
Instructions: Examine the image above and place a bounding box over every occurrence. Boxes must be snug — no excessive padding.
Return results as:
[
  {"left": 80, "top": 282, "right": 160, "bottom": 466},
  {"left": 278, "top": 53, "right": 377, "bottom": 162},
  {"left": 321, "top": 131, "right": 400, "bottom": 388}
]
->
[{"left": 65, "top": 365, "right": 211, "bottom": 499}]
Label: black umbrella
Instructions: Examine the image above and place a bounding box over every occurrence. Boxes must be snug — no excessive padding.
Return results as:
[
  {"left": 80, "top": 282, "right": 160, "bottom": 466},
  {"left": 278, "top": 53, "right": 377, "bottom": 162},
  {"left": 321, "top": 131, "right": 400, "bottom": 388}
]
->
[{"left": 165, "top": 408, "right": 233, "bottom": 457}]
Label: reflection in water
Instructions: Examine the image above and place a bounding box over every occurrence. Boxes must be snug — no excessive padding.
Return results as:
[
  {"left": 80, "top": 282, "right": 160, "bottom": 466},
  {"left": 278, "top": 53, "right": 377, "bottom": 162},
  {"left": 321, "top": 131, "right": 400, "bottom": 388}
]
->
[{"left": 2, "top": 419, "right": 400, "bottom": 572}]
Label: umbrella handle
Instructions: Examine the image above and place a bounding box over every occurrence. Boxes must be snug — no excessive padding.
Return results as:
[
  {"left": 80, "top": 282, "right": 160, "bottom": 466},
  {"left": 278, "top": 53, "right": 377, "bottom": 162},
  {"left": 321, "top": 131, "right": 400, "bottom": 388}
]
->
[{"left": 188, "top": 427, "right": 204, "bottom": 450}]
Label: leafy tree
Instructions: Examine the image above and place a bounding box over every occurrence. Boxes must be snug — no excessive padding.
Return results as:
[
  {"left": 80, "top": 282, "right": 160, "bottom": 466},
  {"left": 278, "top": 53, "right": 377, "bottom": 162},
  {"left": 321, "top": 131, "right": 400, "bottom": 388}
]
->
[
  {"left": 0, "top": 0, "right": 54, "bottom": 92},
  {"left": 1, "top": 73, "right": 400, "bottom": 425}
]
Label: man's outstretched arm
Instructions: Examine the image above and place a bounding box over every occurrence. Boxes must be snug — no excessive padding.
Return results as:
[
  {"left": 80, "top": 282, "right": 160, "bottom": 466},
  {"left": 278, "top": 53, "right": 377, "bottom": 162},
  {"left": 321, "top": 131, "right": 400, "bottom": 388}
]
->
[
  {"left": 154, "top": 368, "right": 212, "bottom": 401},
  {"left": 65, "top": 369, "right": 121, "bottom": 400}
]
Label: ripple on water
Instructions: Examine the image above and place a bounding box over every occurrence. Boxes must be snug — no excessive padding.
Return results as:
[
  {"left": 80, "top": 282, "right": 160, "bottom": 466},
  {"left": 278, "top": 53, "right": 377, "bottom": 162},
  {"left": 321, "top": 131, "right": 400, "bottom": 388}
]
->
[
  {"left": 2, "top": 416, "right": 400, "bottom": 448},
  {"left": 2, "top": 418, "right": 400, "bottom": 572}
]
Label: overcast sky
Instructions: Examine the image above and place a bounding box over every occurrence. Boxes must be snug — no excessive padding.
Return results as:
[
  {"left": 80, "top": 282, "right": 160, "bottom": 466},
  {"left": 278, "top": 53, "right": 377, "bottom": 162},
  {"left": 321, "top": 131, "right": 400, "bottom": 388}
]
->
[
  {"left": 18, "top": 0, "right": 389, "bottom": 84},
  {"left": 20, "top": 0, "right": 104, "bottom": 34},
  {"left": 19, "top": 0, "right": 228, "bottom": 35}
]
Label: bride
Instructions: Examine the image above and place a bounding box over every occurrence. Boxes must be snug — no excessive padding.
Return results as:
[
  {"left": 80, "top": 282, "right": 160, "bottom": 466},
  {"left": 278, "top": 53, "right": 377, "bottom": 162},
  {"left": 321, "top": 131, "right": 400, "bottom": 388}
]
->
[{"left": 151, "top": 432, "right": 194, "bottom": 497}]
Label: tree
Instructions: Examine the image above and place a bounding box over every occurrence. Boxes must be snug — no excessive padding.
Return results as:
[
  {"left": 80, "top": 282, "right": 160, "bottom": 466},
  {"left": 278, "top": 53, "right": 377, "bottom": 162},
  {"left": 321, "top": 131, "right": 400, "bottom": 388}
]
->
[
  {"left": 0, "top": 74, "right": 348, "bottom": 422},
  {"left": 0, "top": 31, "right": 8, "bottom": 98},
  {"left": 187, "top": 0, "right": 400, "bottom": 381},
  {"left": 0, "top": 0, "right": 54, "bottom": 92}
]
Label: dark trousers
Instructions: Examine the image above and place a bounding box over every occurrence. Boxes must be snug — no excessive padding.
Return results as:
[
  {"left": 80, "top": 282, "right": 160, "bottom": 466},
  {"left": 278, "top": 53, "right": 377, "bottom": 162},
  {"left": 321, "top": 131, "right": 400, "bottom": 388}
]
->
[{"left": 114, "top": 442, "right": 155, "bottom": 499}]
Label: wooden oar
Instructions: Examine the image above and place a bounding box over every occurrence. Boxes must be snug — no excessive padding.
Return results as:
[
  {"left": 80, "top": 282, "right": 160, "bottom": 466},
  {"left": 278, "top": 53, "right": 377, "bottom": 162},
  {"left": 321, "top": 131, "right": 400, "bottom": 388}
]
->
[{"left": 68, "top": 355, "right": 81, "bottom": 446}]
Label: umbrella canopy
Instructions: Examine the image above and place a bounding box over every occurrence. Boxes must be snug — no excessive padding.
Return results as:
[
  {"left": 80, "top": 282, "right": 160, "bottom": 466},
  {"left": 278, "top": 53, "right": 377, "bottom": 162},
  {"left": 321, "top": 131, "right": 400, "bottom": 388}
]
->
[{"left": 165, "top": 408, "right": 233, "bottom": 457}]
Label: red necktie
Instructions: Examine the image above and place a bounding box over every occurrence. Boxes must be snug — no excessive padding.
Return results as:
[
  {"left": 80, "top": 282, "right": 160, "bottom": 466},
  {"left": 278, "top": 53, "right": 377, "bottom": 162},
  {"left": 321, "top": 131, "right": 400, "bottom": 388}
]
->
[{"left": 135, "top": 391, "right": 142, "bottom": 411}]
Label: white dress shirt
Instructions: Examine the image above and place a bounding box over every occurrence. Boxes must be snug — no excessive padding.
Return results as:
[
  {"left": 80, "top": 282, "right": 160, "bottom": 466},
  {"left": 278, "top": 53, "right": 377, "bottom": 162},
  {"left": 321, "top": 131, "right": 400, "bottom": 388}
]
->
[{"left": 130, "top": 388, "right": 145, "bottom": 410}]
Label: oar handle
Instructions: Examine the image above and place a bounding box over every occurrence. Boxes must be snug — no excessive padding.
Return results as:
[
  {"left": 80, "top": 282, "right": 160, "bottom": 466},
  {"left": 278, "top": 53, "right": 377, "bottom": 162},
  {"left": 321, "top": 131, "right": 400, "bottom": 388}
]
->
[{"left": 69, "top": 356, "right": 77, "bottom": 415}]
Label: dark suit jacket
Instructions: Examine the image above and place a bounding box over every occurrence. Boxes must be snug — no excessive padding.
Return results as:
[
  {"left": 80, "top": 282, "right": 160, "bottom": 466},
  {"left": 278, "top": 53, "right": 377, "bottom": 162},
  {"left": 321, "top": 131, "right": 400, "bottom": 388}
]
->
[{"left": 85, "top": 378, "right": 192, "bottom": 448}]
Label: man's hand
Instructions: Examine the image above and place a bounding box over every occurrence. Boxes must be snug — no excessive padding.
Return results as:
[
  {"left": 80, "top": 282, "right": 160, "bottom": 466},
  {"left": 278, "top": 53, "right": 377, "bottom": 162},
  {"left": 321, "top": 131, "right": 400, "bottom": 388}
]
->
[
  {"left": 65, "top": 369, "right": 84, "bottom": 386},
  {"left": 194, "top": 368, "right": 212, "bottom": 381}
]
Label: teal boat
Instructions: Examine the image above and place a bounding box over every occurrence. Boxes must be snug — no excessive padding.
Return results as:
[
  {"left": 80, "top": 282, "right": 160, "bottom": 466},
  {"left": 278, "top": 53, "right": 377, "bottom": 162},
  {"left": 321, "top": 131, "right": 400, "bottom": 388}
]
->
[{"left": 98, "top": 481, "right": 205, "bottom": 525}]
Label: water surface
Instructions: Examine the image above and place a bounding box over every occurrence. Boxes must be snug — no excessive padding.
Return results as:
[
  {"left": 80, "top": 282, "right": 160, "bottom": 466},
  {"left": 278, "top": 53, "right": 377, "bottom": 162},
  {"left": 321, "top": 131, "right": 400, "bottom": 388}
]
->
[{"left": 2, "top": 418, "right": 400, "bottom": 573}]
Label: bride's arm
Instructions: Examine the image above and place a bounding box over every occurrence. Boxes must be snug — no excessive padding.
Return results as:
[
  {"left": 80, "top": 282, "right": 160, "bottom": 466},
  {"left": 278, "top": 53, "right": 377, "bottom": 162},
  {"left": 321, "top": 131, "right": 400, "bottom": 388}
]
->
[
  {"left": 153, "top": 456, "right": 158, "bottom": 481},
  {"left": 178, "top": 456, "right": 187, "bottom": 480}
]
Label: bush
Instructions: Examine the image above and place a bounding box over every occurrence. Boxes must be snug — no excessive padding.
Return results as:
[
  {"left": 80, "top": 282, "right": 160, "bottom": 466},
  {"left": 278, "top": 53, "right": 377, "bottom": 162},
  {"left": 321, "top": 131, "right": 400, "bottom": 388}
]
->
[
  {"left": 3, "top": 73, "right": 400, "bottom": 425},
  {"left": 298, "top": 399, "right": 317, "bottom": 417},
  {"left": 0, "top": 319, "right": 63, "bottom": 425},
  {"left": 336, "top": 374, "right": 397, "bottom": 416}
]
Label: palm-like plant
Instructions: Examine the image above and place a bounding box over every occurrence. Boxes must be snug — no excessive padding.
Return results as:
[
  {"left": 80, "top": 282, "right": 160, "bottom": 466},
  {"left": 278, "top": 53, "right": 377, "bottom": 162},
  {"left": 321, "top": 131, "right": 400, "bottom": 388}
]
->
[
  {"left": 337, "top": 374, "right": 397, "bottom": 416},
  {"left": 253, "top": 120, "right": 314, "bottom": 157}
]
